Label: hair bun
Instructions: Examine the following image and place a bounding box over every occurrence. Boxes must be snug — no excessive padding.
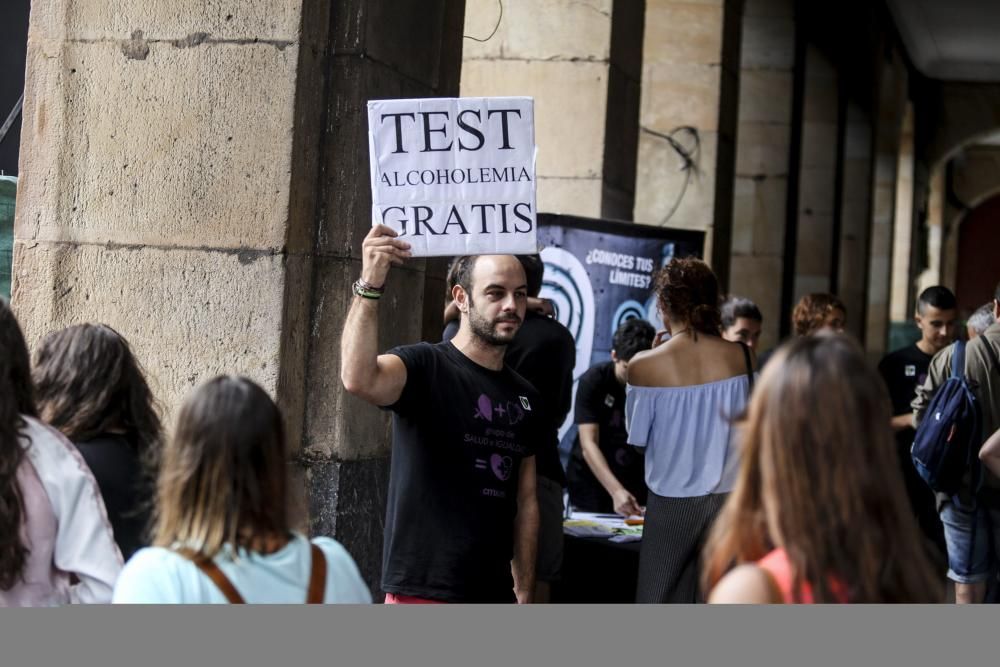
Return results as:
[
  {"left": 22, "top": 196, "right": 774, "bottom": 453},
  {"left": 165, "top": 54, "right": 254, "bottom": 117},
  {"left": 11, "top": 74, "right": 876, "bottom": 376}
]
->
[{"left": 690, "top": 303, "right": 722, "bottom": 335}]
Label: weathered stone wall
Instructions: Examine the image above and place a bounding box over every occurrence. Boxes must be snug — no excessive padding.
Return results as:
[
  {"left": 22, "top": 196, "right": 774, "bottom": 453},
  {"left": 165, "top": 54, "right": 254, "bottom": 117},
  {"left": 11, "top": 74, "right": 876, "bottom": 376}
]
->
[
  {"left": 889, "top": 104, "right": 915, "bottom": 325},
  {"left": 300, "top": 0, "right": 466, "bottom": 596},
  {"left": 864, "top": 43, "right": 907, "bottom": 358},
  {"left": 14, "top": 0, "right": 467, "bottom": 598},
  {"left": 633, "top": 0, "right": 743, "bottom": 288},
  {"left": 15, "top": 1, "right": 320, "bottom": 434},
  {"left": 916, "top": 164, "right": 944, "bottom": 293},
  {"left": 729, "top": 0, "right": 794, "bottom": 350},
  {"left": 461, "top": 0, "right": 644, "bottom": 220},
  {"left": 835, "top": 101, "right": 873, "bottom": 342},
  {"left": 791, "top": 45, "right": 839, "bottom": 301}
]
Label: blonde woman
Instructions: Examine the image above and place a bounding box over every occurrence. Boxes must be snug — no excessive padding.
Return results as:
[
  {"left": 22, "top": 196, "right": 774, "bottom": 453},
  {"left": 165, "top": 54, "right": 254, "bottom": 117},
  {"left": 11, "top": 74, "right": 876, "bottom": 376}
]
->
[{"left": 113, "top": 376, "right": 371, "bottom": 604}]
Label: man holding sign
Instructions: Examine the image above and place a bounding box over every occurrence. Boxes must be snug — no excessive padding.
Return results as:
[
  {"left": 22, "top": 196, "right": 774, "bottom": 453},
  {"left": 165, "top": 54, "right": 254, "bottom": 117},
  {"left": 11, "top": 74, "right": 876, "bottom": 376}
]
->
[{"left": 340, "top": 225, "right": 541, "bottom": 603}]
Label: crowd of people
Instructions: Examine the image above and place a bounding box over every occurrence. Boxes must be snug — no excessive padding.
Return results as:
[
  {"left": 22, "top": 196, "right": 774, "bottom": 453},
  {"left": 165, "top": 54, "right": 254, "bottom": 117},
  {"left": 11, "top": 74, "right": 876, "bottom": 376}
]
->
[
  {"left": 0, "top": 220, "right": 996, "bottom": 604},
  {"left": 0, "top": 306, "right": 370, "bottom": 605}
]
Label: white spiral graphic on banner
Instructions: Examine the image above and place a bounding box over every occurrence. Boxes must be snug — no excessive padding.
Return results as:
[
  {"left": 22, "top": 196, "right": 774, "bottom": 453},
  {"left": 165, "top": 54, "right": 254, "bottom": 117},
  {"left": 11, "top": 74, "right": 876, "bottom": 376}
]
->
[
  {"left": 612, "top": 300, "right": 647, "bottom": 339},
  {"left": 539, "top": 247, "right": 595, "bottom": 445},
  {"left": 539, "top": 247, "right": 595, "bottom": 381}
]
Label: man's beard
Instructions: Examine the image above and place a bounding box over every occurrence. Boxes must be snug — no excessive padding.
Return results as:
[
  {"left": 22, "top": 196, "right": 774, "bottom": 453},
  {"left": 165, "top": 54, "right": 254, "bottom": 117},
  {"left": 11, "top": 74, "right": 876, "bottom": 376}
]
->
[{"left": 467, "top": 297, "right": 522, "bottom": 346}]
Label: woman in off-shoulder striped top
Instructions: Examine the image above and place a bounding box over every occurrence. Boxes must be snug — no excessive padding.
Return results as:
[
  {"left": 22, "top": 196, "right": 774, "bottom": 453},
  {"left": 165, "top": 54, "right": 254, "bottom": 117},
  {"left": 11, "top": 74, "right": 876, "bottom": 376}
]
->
[{"left": 624, "top": 258, "right": 755, "bottom": 604}]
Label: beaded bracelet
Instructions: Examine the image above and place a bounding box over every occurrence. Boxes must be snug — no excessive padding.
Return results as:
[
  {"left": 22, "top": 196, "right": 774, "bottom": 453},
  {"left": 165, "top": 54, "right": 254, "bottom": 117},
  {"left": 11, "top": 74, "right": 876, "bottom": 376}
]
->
[
  {"left": 356, "top": 277, "right": 385, "bottom": 294},
  {"left": 352, "top": 279, "right": 383, "bottom": 300}
]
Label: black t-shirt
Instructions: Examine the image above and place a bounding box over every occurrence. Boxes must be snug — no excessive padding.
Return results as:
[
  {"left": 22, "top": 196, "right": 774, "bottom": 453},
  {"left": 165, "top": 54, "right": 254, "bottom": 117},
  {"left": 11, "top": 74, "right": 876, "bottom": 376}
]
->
[
  {"left": 383, "top": 341, "right": 541, "bottom": 602},
  {"left": 503, "top": 312, "right": 576, "bottom": 485},
  {"left": 74, "top": 434, "right": 152, "bottom": 561},
  {"left": 566, "top": 362, "right": 647, "bottom": 513},
  {"left": 878, "top": 343, "right": 933, "bottom": 444}
]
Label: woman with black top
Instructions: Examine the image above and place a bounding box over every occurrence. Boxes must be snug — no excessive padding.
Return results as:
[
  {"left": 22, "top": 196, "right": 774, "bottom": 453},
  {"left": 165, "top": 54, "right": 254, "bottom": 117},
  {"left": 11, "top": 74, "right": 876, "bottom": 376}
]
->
[{"left": 33, "top": 324, "right": 162, "bottom": 561}]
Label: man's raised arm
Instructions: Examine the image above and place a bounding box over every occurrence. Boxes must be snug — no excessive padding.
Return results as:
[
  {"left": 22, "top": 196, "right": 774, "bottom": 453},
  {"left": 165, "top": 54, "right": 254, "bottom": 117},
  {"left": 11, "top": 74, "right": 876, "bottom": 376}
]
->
[{"left": 340, "top": 224, "right": 413, "bottom": 406}]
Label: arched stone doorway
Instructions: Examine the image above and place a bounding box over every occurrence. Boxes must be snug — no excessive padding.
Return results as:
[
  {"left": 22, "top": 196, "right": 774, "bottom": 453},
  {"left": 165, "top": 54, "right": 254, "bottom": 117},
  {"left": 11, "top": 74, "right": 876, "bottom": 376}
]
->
[{"left": 955, "top": 191, "right": 1000, "bottom": 317}]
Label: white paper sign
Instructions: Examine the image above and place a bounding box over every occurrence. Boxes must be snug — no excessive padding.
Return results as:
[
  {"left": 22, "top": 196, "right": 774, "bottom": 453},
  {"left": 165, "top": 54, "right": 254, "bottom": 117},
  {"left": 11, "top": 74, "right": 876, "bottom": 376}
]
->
[{"left": 367, "top": 97, "right": 537, "bottom": 257}]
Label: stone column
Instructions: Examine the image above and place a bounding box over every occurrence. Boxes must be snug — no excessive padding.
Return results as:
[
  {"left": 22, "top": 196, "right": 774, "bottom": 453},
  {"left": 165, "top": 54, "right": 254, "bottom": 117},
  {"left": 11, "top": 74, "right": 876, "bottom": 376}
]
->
[
  {"left": 14, "top": 0, "right": 466, "bottom": 596},
  {"left": 633, "top": 0, "right": 743, "bottom": 287},
  {"left": 729, "top": 0, "right": 795, "bottom": 351},
  {"left": 301, "top": 0, "right": 466, "bottom": 592},
  {"left": 790, "top": 45, "right": 839, "bottom": 301},
  {"left": 864, "top": 50, "right": 907, "bottom": 358},
  {"left": 916, "top": 164, "right": 945, "bottom": 293},
  {"left": 888, "top": 104, "right": 915, "bottom": 349},
  {"left": 835, "top": 102, "right": 874, "bottom": 341},
  {"left": 461, "top": 0, "right": 645, "bottom": 220}
]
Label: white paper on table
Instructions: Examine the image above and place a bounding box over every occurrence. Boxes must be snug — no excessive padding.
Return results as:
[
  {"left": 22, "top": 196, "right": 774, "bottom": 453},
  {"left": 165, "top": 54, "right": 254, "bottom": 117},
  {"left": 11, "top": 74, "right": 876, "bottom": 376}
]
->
[{"left": 564, "top": 511, "right": 643, "bottom": 541}]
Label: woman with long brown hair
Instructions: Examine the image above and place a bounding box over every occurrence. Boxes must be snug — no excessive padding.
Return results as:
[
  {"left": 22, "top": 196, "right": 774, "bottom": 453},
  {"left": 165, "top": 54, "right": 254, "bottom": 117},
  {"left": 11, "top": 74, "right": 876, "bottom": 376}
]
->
[
  {"left": 113, "top": 376, "right": 371, "bottom": 603},
  {"left": 626, "top": 258, "right": 755, "bottom": 603},
  {"left": 33, "top": 324, "right": 161, "bottom": 560},
  {"left": 703, "top": 334, "right": 942, "bottom": 603},
  {"left": 0, "top": 304, "right": 122, "bottom": 605}
]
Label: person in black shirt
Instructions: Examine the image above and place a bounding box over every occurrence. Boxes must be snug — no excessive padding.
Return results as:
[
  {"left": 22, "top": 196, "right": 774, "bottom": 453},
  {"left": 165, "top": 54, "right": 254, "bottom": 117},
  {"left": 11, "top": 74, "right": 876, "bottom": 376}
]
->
[
  {"left": 878, "top": 285, "right": 958, "bottom": 563},
  {"left": 503, "top": 254, "right": 575, "bottom": 602},
  {"left": 32, "top": 324, "right": 162, "bottom": 561},
  {"left": 341, "top": 225, "right": 540, "bottom": 603},
  {"left": 567, "top": 318, "right": 654, "bottom": 515}
]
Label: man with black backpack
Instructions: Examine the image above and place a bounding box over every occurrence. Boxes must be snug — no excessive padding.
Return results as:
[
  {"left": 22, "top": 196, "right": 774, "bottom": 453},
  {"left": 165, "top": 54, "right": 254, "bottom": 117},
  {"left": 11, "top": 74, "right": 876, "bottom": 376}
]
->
[{"left": 913, "top": 283, "right": 1000, "bottom": 604}]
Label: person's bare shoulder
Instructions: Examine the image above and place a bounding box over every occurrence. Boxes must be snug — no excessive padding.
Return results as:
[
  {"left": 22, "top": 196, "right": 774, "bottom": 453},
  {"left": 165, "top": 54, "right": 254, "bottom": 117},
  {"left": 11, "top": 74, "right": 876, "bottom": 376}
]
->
[
  {"left": 708, "top": 564, "right": 778, "bottom": 604},
  {"left": 723, "top": 336, "right": 757, "bottom": 371},
  {"left": 626, "top": 348, "right": 661, "bottom": 387}
]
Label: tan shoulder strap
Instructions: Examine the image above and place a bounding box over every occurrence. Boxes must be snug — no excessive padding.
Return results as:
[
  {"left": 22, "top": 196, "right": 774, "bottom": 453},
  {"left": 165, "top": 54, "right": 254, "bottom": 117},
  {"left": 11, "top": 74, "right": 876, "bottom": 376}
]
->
[
  {"left": 174, "top": 547, "right": 246, "bottom": 604},
  {"left": 307, "top": 543, "right": 327, "bottom": 604}
]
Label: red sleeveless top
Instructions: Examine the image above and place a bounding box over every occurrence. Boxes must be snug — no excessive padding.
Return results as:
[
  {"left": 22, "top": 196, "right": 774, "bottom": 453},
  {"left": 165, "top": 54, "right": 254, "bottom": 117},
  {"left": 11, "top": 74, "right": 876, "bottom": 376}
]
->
[{"left": 756, "top": 549, "right": 848, "bottom": 604}]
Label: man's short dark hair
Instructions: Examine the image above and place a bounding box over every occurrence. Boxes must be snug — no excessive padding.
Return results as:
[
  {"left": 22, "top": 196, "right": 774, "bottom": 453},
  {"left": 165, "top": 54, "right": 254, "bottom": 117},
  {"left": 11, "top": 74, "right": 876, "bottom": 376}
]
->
[
  {"left": 917, "top": 286, "right": 957, "bottom": 314},
  {"left": 517, "top": 255, "right": 544, "bottom": 298},
  {"left": 720, "top": 296, "right": 763, "bottom": 329},
  {"left": 451, "top": 255, "right": 479, "bottom": 294},
  {"left": 612, "top": 319, "right": 656, "bottom": 362},
  {"left": 452, "top": 255, "right": 532, "bottom": 298}
]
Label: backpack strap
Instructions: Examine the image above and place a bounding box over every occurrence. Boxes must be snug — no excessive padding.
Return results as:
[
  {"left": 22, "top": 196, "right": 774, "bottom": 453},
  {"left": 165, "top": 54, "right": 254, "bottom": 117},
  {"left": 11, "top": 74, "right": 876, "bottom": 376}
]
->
[
  {"left": 174, "top": 547, "right": 246, "bottom": 604},
  {"left": 306, "top": 543, "right": 327, "bottom": 604},
  {"left": 739, "top": 342, "right": 755, "bottom": 390},
  {"left": 952, "top": 339, "right": 967, "bottom": 380}
]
